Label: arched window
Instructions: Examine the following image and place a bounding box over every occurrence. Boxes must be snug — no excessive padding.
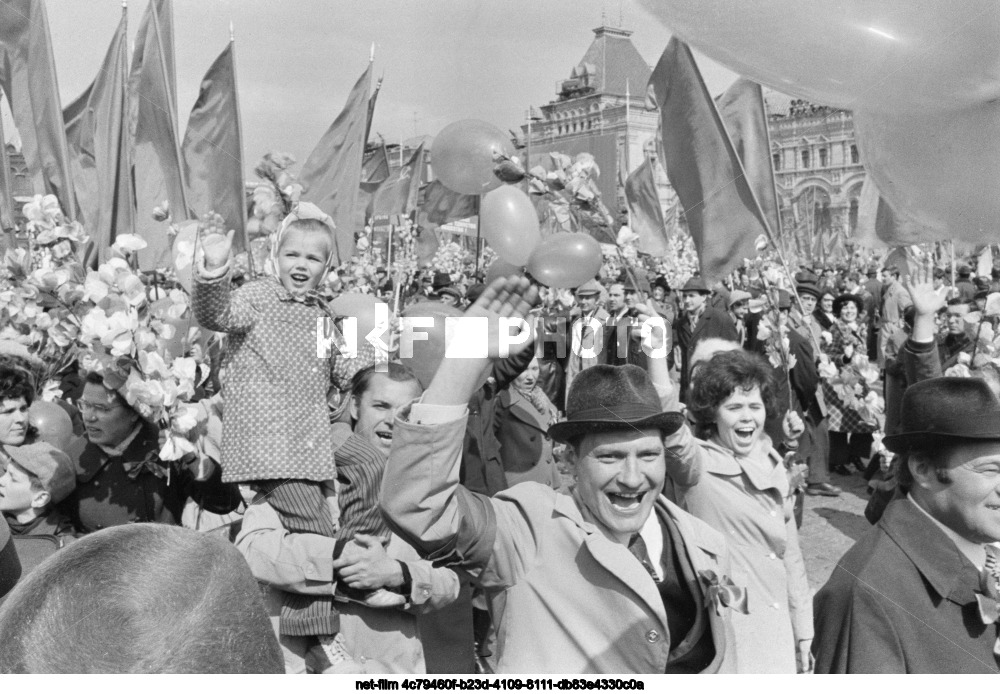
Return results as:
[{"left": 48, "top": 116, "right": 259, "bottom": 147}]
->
[
  {"left": 819, "top": 148, "right": 828, "bottom": 167},
  {"left": 850, "top": 144, "right": 860, "bottom": 164},
  {"left": 801, "top": 149, "right": 810, "bottom": 168},
  {"left": 849, "top": 198, "right": 859, "bottom": 233},
  {"left": 772, "top": 152, "right": 781, "bottom": 171}
]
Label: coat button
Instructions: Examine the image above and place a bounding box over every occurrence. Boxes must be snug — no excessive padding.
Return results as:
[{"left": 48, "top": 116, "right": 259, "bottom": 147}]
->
[
  {"left": 645, "top": 629, "right": 660, "bottom": 643},
  {"left": 768, "top": 552, "right": 777, "bottom": 560},
  {"left": 772, "top": 602, "right": 780, "bottom": 610}
]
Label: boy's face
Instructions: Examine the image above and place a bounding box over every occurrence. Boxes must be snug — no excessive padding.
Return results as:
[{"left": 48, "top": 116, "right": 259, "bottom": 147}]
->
[
  {"left": 0, "top": 463, "right": 43, "bottom": 516},
  {"left": 276, "top": 228, "right": 331, "bottom": 295}
]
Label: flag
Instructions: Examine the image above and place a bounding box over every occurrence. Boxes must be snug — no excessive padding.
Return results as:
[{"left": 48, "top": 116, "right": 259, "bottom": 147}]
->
[
  {"left": 716, "top": 78, "right": 782, "bottom": 241},
  {"left": 356, "top": 144, "right": 389, "bottom": 228},
  {"left": 421, "top": 180, "right": 478, "bottom": 225},
  {"left": 364, "top": 74, "right": 382, "bottom": 144},
  {"left": 624, "top": 156, "right": 669, "bottom": 256},
  {"left": 855, "top": 176, "right": 939, "bottom": 248},
  {"left": 131, "top": 0, "right": 188, "bottom": 269},
  {"left": 300, "top": 62, "right": 372, "bottom": 265},
  {"left": 181, "top": 40, "right": 247, "bottom": 251},
  {"left": 0, "top": 0, "right": 76, "bottom": 216},
  {"left": 371, "top": 144, "right": 423, "bottom": 218},
  {"left": 129, "top": 0, "right": 176, "bottom": 136},
  {"left": 647, "top": 39, "right": 769, "bottom": 283},
  {"left": 63, "top": 8, "right": 133, "bottom": 260}
]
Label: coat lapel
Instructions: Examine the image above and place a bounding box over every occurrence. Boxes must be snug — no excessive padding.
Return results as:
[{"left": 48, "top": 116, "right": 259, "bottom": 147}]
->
[
  {"left": 506, "top": 390, "right": 548, "bottom": 431},
  {"left": 559, "top": 492, "right": 669, "bottom": 626},
  {"left": 880, "top": 498, "right": 982, "bottom": 606}
]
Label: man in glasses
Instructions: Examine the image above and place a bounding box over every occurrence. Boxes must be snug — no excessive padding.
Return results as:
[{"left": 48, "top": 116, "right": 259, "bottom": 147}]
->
[{"left": 63, "top": 373, "right": 240, "bottom": 534}]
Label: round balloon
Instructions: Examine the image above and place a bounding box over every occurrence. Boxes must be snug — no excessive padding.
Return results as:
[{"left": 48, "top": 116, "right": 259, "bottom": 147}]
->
[
  {"left": 485, "top": 258, "right": 525, "bottom": 286},
  {"left": 527, "top": 233, "right": 603, "bottom": 289},
  {"left": 329, "top": 293, "right": 390, "bottom": 345},
  {"left": 480, "top": 186, "right": 541, "bottom": 265},
  {"left": 397, "top": 302, "right": 466, "bottom": 389},
  {"left": 432, "top": 120, "right": 513, "bottom": 195},
  {"left": 637, "top": 0, "right": 1000, "bottom": 113},
  {"left": 29, "top": 400, "right": 74, "bottom": 452},
  {"left": 854, "top": 100, "right": 1000, "bottom": 243},
  {"left": 171, "top": 221, "right": 199, "bottom": 293}
]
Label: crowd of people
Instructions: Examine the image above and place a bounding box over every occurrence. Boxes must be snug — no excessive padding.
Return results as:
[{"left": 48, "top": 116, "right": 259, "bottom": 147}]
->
[{"left": 0, "top": 205, "right": 998, "bottom": 675}]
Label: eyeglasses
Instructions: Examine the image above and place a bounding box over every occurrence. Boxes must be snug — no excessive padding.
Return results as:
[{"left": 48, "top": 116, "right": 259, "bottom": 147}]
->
[{"left": 78, "top": 400, "right": 121, "bottom": 415}]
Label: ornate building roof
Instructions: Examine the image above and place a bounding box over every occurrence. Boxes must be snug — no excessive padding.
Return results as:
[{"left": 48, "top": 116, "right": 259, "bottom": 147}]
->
[{"left": 559, "top": 26, "right": 651, "bottom": 100}]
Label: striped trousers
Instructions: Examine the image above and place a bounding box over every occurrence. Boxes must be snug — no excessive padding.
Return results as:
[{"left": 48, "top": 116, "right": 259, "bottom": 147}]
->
[{"left": 256, "top": 432, "right": 389, "bottom": 637}]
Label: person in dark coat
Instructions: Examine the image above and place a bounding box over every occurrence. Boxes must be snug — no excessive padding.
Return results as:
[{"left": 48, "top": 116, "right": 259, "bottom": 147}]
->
[
  {"left": 673, "top": 277, "right": 738, "bottom": 402},
  {"left": 64, "top": 373, "right": 241, "bottom": 534},
  {"left": 813, "top": 377, "right": 1000, "bottom": 673}
]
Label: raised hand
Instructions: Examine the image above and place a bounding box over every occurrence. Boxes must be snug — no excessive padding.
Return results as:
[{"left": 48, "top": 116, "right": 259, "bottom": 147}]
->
[
  {"left": 465, "top": 276, "right": 540, "bottom": 359},
  {"left": 901, "top": 256, "right": 948, "bottom": 317},
  {"left": 198, "top": 212, "right": 235, "bottom": 271}
]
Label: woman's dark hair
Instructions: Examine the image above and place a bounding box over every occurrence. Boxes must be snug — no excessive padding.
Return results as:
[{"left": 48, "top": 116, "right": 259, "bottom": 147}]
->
[
  {"left": 83, "top": 371, "right": 130, "bottom": 409},
  {"left": 832, "top": 294, "right": 865, "bottom": 318},
  {"left": 687, "top": 350, "right": 777, "bottom": 432},
  {"left": 0, "top": 364, "right": 36, "bottom": 405}
]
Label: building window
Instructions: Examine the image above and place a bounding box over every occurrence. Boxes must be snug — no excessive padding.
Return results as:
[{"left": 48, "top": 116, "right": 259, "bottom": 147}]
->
[
  {"left": 849, "top": 198, "right": 859, "bottom": 233},
  {"left": 850, "top": 144, "right": 859, "bottom": 164},
  {"left": 819, "top": 148, "right": 828, "bottom": 167},
  {"left": 773, "top": 152, "right": 780, "bottom": 171},
  {"left": 801, "top": 149, "right": 810, "bottom": 168}
]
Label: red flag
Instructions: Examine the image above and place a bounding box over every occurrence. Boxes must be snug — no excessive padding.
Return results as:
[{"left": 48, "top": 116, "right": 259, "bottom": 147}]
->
[
  {"left": 364, "top": 74, "right": 382, "bottom": 145},
  {"left": 356, "top": 144, "right": 390, "bottom": 228},
  {"left": 421, "top": 180, "right": 478, "bottom": 225},
  {"left": 624, "top": 155, "right": 669, "bottom": 256},
  {"left": 647, "top": 39, "right": 769, "bottom": 283},
  {"left": 854, "top": 176, "right": 937, "bottom": 247},
  {"left": 181, "top": 40, "right": 247, "bottom": 251},
  {"left": 131, "top": 0, "right": 189, "bottom": 269},
  {"left": 64, "top": 8, "right": 133, "bottom": 261},
  {"left": 0, "top": 0, "right": 76, "bottom": 216},
  {"left": 300, "top": 62, "right": 372, "bottom": 265},
  {"left": 372, "top": 144, "right": 424, "bottom": 218},
  {"left": 716, "top": 78, "right": 782, "bottom": 241}
]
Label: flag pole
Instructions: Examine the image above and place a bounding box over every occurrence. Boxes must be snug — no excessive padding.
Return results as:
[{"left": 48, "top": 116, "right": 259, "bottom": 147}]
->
[
  {"left": 229, "top": 22, "right": 255, "bottom": 278},
  {"left": 0, "top": 89, "right": 15, "bottom": 249},
  {"left": 474, "top": 196, "right": 482, "bottom": 276}
]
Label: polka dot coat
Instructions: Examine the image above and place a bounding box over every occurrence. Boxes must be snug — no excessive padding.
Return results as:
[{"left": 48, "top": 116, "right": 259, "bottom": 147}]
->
[{"left": 194, "top": 274, "right": 377, "bottom": 484}]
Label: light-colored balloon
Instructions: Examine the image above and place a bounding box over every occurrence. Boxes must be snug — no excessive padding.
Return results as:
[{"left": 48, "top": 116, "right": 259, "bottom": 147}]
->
[
  {"left": 480, "top": 186, "right": 541, "bottom": 265},
  {"left": 29, "top": 400, "right": 74, "bottom": 453},
  {"left": 432, "top": 120, "right": 513, "bottom": 195},
  {"left": 638, "top": 0, "right": 1000, "bottom": 113},
  {"left": 397, "top": 302, "right": 465, "bottom": 389},
  {"left": 485, "top": 258, "right": 525, "bottom": 286},
  {"left": 526, "top": 233, "right": 603, "bottom": 289},
  {"left": 854, "top": 100, "right": 1000, "bottom": 243},
  {"left": 329, "top": 293, "right": 390, "bottom": 343}
]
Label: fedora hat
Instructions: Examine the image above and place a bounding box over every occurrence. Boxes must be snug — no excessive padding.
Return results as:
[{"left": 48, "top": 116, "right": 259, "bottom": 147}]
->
[
  {"left": 680, "top": 276, "right": 710, "bottom": 294},
  {"left": 574, "top": 279, "right": 602, "bottom": 297},
  {"left": 883, "top": 377, "right": 1000, "bottom": 453},
  {"left": 548, "top": 365, "right": 685, "bottom": 443}
]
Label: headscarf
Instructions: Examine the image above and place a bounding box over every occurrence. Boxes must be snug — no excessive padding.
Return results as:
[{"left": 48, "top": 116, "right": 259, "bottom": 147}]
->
[{"left": 266, "top": 201, "right": 338, "bottom": 283}]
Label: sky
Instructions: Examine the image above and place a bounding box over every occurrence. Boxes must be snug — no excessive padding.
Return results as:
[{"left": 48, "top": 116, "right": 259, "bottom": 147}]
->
[{"left": 16, "top": 0, "right": 739, "bottom": 175}]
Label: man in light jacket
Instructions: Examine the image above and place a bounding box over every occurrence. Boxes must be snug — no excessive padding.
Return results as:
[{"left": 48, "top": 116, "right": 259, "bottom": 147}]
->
[{"left": 381, "top": 277, "right": 740, "bottom": 673}]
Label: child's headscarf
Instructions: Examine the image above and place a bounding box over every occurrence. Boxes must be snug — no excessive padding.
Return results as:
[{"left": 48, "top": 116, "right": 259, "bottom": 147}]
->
[{"left": 267, "top": 201, "right": 338, "bottom": 282}]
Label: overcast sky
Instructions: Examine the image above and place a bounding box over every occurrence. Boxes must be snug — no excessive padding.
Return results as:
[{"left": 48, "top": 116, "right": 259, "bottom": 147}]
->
[{"left": 19, "top": 0, "right": 738, "bottom": 175}]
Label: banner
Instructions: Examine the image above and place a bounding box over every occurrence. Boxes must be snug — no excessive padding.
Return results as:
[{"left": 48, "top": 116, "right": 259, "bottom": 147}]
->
[{"left": 624, "top": 156, "right": 669, "bottom": 256}]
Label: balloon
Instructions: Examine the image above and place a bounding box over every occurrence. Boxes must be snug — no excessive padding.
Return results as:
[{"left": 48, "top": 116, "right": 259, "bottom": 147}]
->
[
  {"left": 854, "top": 100, "right": 1000, "bottom": 243},
  {"left": 171, "top": 220, "right": 199, "bottom": 293},
  {"left": 29, "top": 400, "right": 73, "bottom": 453},
  {"left": 527, "top": 233, "right": 603, "bottom": 289},
  {"left": 329, "top": 293, "right": 390, "bottom": 344},
  {"left": 485, "top": 258, "right": 524, "bottom": 286},
  {"left": 480, "top": 186, "right": 541, "bottom": 265},
  {"left": 397, "top": 302, "right": 465, "bottom": 389},
  {"left": 637, "top": 0, "right": 1000, "bottom": 113},
  {"left": 432, "top": 120, "right": 513, "bottom": 195}
]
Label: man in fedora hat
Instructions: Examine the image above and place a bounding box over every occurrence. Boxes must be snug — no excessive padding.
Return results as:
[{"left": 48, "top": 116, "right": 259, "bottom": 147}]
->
[
  {"left": 565, "top": 279, "right": 608, "bottom": 391},
  {"left": 813, "top": 376, "right": 1000, "bottom": 673},
  {"left": 673, "top": 277, "right": 738, "bottom": 403},
  {"left": 381, "top": 277, "right": 739, "bottom": 673}
]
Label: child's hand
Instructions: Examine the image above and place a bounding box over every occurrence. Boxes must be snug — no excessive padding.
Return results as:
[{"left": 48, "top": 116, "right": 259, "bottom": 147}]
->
[{"left": 199, "top": 212, "right": 235, "bottom": 271}]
